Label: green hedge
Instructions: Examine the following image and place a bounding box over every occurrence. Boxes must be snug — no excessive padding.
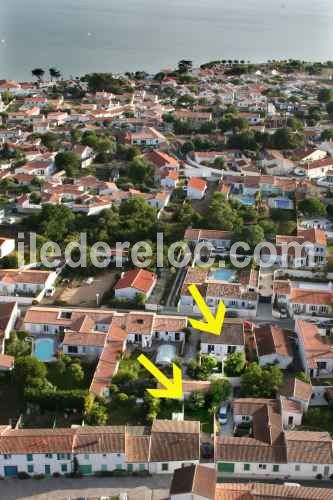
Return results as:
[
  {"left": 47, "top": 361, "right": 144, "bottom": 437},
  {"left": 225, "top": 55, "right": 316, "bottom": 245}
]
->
[{"left": 24, "top": 388, "right": 88, "bottom": 411}]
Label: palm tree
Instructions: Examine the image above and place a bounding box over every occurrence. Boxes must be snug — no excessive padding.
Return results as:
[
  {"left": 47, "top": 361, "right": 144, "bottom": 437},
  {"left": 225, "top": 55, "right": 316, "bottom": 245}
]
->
[
  {"left": 49, "top": 68, "right": 61, "bottom": 81},
  {"left": 31, "top": 68, "right": 45, "bottom": 82}
]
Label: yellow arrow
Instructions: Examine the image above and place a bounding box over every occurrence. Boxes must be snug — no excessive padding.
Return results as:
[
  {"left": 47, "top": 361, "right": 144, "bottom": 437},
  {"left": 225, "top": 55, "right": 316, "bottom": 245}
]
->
[
  {"left": 137, "top": 354, "right": 183, "bottom": 399},
  {"left": 188, "top": 283, "right": 226, "bottom": 336}
]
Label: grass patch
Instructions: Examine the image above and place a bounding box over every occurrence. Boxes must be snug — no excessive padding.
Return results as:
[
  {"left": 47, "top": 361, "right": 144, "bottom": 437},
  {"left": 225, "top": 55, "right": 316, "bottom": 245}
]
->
[
  {"left": 185, "top": 406, "right": 213, "bottom": 433},
  {"left": 302, "top": 407, "right": 333, "bottom": 435}
]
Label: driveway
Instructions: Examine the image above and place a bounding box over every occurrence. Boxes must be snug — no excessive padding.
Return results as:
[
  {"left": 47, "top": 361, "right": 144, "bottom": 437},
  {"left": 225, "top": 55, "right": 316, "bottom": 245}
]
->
[
  {"left": 0, "top": 475, "right": 172, "bottom": 500},
  {"left": 220, "top": 415, "right": 234, "bottom": 437},
  {"left": 57, "top": 271, "right": 119, "bottom": 307}
]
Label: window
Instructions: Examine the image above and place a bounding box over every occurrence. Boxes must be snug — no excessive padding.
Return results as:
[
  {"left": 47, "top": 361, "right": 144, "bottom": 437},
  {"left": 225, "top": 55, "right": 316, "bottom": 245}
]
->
[
  {"left": 242, "top": 416, "right": 250, "bottom": 422},
  {"left": 26, "top": 454, "right": 33, "bottom": 462},
  {"left": 139, "top": 464, "right": 146, "bottom": 471},
  {"left": 317, "top": 362, "right": 327, "bottom": 370},
  {"left": 101, "top": 464, "right": 107, "bottom": 472},
  {"left": 295, "top": 465, "right": 300, "bottom": 471},
  {"left": 27, "top": 464, "right": 34, "bottom": 474},
  {"left": 4, "top": 454, "right": 11, "bottom": 460},
  {"left": 57, "top": 453, "right": 70, "bottom": 460},
  {"left": 45, "top": 465, "right": 51, "bottom": 475},
  {"left": 60, "top": 311, "right": 72, "bottom": 319},
  {"left": 273, "top": 465, "right": 279, "bottom": 472},
  {"left": 175, "top": 332, "right": 180, "bottom": 341},
  {"left": 45, "top": 454, "right": 52, "bottom": 459},
  {"left": 127, "top": 464, "right": 133, "bottom": 472},
  {"left": 68, "top": 346, "right": 78, "bottom": 354},
  {"left": 208, "top": 344, "right": 215, "bottom": 353},
  {"left": 116, "top": 464, "right": 122, "bottom": 470},
  {"left": 227, "top": 346, "right": 236, "bottom": 354},
  {"left": 61, "top": 464, "right": 68, "bottom": 473},
  {"left": 312, "top": 465, "right": 318, "bottom": 472},
  {"left": 43, "top": 325, "right": 49, "bottom": 332},
  {"left": 258, "top": 464, "right": 267, "bottom": 470},
  {"left": 162, "top": 463, "right": 169, "bottom": 471},
  {"left": 244, "top": 464, "right": 250, "bottom": 471},
  {"left": 102, "top": 453, "right": 107, "bottom": 458},
  {"left": 84, "top": 453, "right": 90, "bottom": 460}
]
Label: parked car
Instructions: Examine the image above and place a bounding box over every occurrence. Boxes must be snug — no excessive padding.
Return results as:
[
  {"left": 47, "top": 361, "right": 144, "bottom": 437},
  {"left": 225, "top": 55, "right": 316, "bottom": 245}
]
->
[{"left": 219, "top": 402, "right": 230, "bottom": 424}]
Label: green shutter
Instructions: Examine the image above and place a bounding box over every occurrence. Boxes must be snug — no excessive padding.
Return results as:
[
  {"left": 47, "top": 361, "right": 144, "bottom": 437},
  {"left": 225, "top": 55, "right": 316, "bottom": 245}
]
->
[
  {"left": 273, "top": 464, "right": 279, "bottom": 472},
  {"left": 27, "top": 464, "right": 34, "bottom": 474},
  {"left": 27, "top": 454, "right": 33, "bottom": 462},
  {"left": 218, "top": 462, "right": 235, "bottom": 473},
  {"left": 45, "top": 465, "right": 51, "bottom": 475},
  {"left": 79, "top": 464, "right": 92, "bottom": 475},
  {"left": 127, "top": 464, "right": 133, "bottom": 472},
  {"left": 139, "top": 464, "right": 146, "bottom": 471},
  {"left": 244, "top": 464, "right": 250, "bottom": 471}
]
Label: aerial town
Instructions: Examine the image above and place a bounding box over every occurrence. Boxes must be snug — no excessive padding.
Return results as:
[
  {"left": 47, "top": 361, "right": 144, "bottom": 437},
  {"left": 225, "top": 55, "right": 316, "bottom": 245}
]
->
[{"left": 2, "top": 59, "right": 333, "bottom": 499}]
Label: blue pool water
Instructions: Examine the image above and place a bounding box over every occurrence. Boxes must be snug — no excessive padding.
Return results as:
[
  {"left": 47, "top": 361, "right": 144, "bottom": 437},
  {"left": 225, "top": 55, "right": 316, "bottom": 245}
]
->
[
  {"left": 34, "top": 339, "right": 54, "bottom": 362},
  {"left": 240, "top": 197, "right": 256, "bottom": 206},
  {"left": 210, "top": 269, "right": 236, "bottom": 282}
]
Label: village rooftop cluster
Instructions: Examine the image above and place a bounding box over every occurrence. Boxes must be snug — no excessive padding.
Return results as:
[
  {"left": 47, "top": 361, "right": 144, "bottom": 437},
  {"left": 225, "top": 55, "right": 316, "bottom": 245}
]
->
[{"left": 1, "top": 59, "right": 333, "bottom": 497}]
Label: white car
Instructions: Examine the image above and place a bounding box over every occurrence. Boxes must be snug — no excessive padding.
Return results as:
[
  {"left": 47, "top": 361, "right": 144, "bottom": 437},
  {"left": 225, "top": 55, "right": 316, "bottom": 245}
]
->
[{"left": 218, "top": 403, "right": 230, "bottom": 424}]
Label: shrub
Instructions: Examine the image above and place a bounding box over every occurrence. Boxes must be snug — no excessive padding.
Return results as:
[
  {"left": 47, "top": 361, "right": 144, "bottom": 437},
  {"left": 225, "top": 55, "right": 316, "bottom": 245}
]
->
[
  {"left": 316, "top": 474, "right": 323, "bottom": 480},
  {"left": 18, "top": 471, "right": 30, "bottom": 479},
  {"left": 33, "top": 474, "right": 45, "bottom": 480},
  {"left": 52, "top": 472, "right": 61, "bottom": 478}
]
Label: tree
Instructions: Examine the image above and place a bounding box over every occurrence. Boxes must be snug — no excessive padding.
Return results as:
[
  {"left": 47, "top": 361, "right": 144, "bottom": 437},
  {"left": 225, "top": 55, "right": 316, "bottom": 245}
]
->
[
  {"left": 178, "top": 60, "right": 193, "bottom": 74},
  {"left": 196, "top": 355, "right": 218, "bottom": 380},
  {"left": 187, "top": 391, "right": 206, "bottom": 411},
  {"left": 224, "top": 352, "right": 246, "bottom": 376},
  {"left": 214, "top": 157, "right": 226, "bottom": 169},
  {"left": 85, "top": 402, "right": 108, "bottom": 425},
  {"left": 321, "top": 129, "right": 333, "bottom": 141},
  {"left": 5, "top": 332, "right": 31, "bottom": 357},
  {"left": 49, "top": 67, "right": 61, "bottom": 81},
  {"left": 128, "top": 157, "right": 154, "bottom": 184},
  {"left": 14, "top": 356, "right": 47, "bottom": 391},
  {"left": 233, "top": 225, "right": 265, "bottom": 250},
  {"left": 241, "top": 363, "right": 283, "bottom": 398},
  {"left": 206, "top": 193, "right": 243, "bottom": 231},
  {"left": 327, "top": 101, "right": 333, "bottom": 122},
  {"left": 271, "top": 127, "right": 304, "bottom": 149},
  {"left": 258, "top": 219, "right": 277, "bottom": 240},
  {"left": 295, "top": 372, "right": 311, "bottom": 384},
  {"left": 207, "top": 379, "right": 232, "bottom": 412},
  {"left": 55, "top": 151, "right": 81, "bottom": 177},
  {"left": 25, "top": 204, "right": 75, "bottom": 243},
  {"left": 31, "top": 68, "right": 45, "bottom": 82},
  {"left": 318, "top": 88, "right": 333, "bottom": 103},
  {"left": 298, "top": 198, "right": 326, "bottom": 217},
  {"left": 69, "top": 363, "right": 84, "bottom": 385}
]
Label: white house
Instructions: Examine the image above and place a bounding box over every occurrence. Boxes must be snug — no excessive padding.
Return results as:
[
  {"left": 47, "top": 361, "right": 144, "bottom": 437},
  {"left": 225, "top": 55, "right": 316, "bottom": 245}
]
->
[
  {"left": 200, "top": 320, "right": 245, "bottom": 363},
  {"left": 186, "top": 177, "right": 207, "bottom": 200},
  {"left": 254, "top": 325, "right": 293, "bottom": 369},
  {"left": 216, "top": 398, "right": 333, "bottom": 479},
  {"left": 0, "top": 419, "right": 200, "bottom": 477},
  {"left": 295, "top": 320, "right": 333, "bottom": 379},
  {"left": 0, "top": 270, "right": 57, "bottom": 304},
  {"left": 114, "top": 269, "right": 157, "bottom": 300}
]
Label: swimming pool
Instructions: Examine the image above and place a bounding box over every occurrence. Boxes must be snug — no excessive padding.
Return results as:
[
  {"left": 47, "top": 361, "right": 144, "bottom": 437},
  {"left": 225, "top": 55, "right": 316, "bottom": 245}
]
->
[
  {"left": 210, "top": 269, "right": 236, "bottom": 282},
  {"left": 34, "top": 338, "right": 54, "bottom": 362},
  {"left": 239, "top": 197, "right": 256, "bottom": 206}
]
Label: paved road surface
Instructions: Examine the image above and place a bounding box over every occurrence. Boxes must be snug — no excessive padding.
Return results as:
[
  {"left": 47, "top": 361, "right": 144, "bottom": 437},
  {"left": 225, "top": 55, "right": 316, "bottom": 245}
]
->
[{"left": 0, "top": 475, "right": 172, "bottom": 500}]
